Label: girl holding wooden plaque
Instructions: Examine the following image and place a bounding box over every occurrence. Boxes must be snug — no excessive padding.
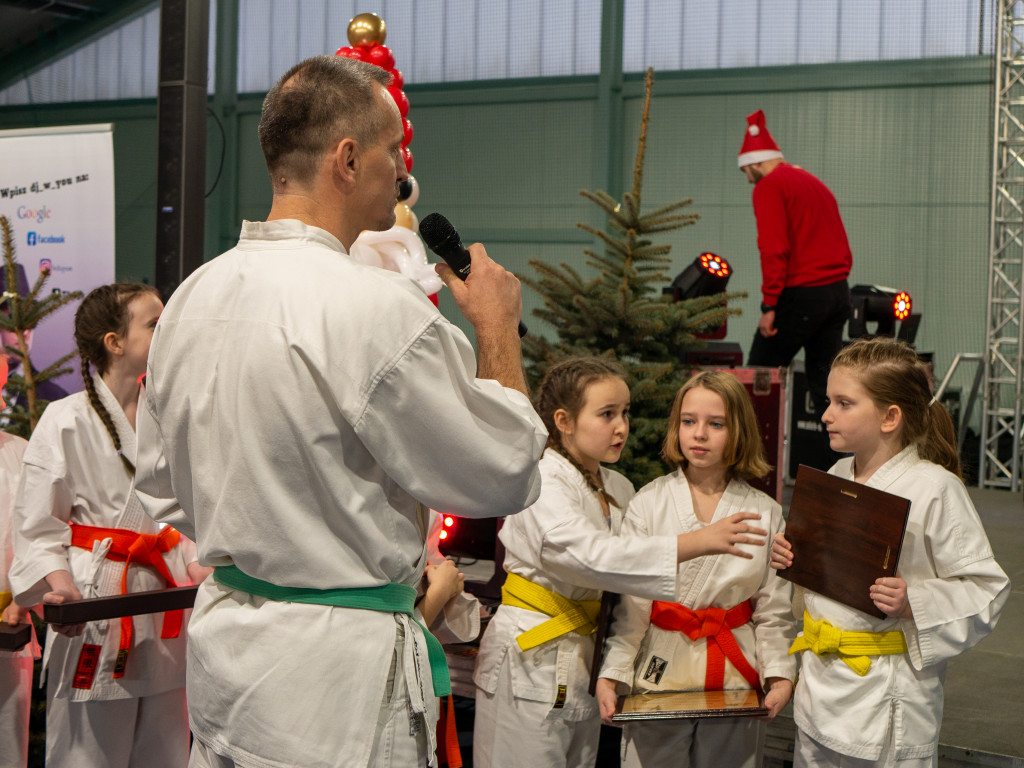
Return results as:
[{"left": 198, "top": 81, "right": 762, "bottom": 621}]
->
[{"left": 771, "top": 337, "right": 1010, "bottom": 768}]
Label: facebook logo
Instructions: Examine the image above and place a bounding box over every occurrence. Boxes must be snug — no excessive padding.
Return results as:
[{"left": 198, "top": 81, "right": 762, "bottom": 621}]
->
[{"left": 27, "top": 232, "right": 36, "bottom": 246}]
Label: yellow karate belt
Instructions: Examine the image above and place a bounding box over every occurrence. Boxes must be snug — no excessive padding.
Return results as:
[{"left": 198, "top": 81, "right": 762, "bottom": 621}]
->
[
  {"left": 0, "top": 590, "right": 11, "bottom": 615},
  {"left": 501, "top": 572, "right": 601, "bottom": 651},
  {"left": 789, "top": 611, "right": 907, "bottom": 676}
]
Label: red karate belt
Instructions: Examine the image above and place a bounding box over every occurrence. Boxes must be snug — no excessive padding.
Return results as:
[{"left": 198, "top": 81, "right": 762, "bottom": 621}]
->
[
  {"left": 649, "top": 599, "right": 761, "bottom": 691},
  {"left": 69, "top": 523, "right": 183, "bottom": 678}
]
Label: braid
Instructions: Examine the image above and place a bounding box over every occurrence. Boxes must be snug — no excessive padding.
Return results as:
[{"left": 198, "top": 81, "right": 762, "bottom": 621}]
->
[
  {"left": 81, "top": 356, "right": 134, "bottom": 476},
  {"left": 552, "top": 442, "right": 621, "bottom": 509}
]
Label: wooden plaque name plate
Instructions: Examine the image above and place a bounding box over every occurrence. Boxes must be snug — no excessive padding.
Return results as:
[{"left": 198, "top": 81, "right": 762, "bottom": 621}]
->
[{"left": 613, "top": 688, "right": 768, "bottom": 721}]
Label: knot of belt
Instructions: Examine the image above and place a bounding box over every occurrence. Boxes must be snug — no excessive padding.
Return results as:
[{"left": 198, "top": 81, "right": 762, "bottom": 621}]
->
[
  {"left": 501, "top": 571, "right": 601, "bottom": 652},
  {"left": 788, "top": 611, "right": 908, "bottom": 676},
  {"left": 649, "top": 599, "right": 760, "bottom": 690},
  {"left": 70, "top": 523, "right": 183, "bottom": 678}
]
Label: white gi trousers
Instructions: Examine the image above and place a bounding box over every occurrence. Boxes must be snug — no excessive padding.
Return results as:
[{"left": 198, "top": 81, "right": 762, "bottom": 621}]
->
[
  {"left": 795, "top": 727, "right": 936, "bottom": 768},
  {"left": 620, "top": 716, "right": 764, "bottom": 768},
  {"left": 473, "top": 655, "right": 599, "bottom": 768},
  {"left": 0, "top": 656, "right": 33, "bottom": 768},
  {"left": 44, "top": 681, "right": 188, "bottom": 768}
]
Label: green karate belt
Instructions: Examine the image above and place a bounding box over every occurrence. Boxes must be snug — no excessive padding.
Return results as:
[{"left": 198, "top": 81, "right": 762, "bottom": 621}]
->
[{"left": 213, "top": 564, "right": 451, "bottom": 697}]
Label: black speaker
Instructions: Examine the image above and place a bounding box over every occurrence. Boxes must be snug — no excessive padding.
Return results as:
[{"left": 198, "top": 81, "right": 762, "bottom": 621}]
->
[{"left": 155, "top": 0, "right": 209, "bottom": 299}]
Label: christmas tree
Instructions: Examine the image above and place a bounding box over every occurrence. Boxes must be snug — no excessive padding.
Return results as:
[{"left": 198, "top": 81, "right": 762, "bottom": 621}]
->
[
  {"left": 0, "top": 215, "right": 83, "bottom": 438},
  {"left": 522, "top": 69, "right": 744, "bottom": 486}
]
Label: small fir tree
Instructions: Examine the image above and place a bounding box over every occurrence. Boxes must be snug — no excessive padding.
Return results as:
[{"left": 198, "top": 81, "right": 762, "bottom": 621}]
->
[
  {"left": 522, "top": 69, "right": 744, "bottom": 486},
  {"left": 0, "top": 215, "right": 82, "bottom": 438}
]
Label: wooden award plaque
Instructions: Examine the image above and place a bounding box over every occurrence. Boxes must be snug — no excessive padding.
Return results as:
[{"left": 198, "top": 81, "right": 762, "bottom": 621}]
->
[
  {"left": 42, "top": 585, "right": 199, "bottom": 625},
  {"left": 0, "top": 622, "right": 32, "bottom": 651},
  {"left": 612, "top": 688, "right": 768, "bottom": 721},
  {"left": 780, "top": 465, "right": 911, "bottom": 619}
]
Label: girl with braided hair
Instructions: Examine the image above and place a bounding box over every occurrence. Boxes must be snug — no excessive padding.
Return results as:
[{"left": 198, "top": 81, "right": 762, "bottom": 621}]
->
[
  {"left": 8, "top": 283, "right": 204, "bottom": 768},
  {"left": 472, "top": 357, "right": 769, "bottom": 768}
]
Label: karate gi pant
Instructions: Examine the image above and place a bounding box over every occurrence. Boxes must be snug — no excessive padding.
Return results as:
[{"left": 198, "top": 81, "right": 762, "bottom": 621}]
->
[
  {"left": 472, "top": 658, "right": 599, "bottom": 768},
  {"left": 795, "top": 728, "right": 936, "bottom": 768},
  {"left": 188, "top": 625, "right": 428, "bottom": 768},
  {"left": 0, "top": 656, "right": 33, "bottom": 768},
  {"left": 620, "top": 715, "right": 764, "bottom": 768},
  {"left": 45, "top": 682, "right": 189, "bottom": 768}
]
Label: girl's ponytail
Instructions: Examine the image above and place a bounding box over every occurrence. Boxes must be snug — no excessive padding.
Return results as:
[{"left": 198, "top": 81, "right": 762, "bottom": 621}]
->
[{"left": 920, "top": 400, "right": 961, "bottom": 478}]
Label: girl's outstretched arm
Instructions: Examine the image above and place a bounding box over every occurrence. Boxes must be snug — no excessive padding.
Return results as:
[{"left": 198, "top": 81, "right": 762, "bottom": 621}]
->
[
  {"left": 770, "top": 532, "right": 793, "bottom": 570},
  {"left": 677, "top": 511, "right": 767, "bottom": 561}
]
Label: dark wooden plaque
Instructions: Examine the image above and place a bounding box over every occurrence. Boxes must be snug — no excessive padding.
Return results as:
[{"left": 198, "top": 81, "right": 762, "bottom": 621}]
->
[
  {"left": 613, "top": 688, "right": 768, "bottom": 721},
  {"left": 0, "top": 622, "right": 32, "bottom": 651},
  {"left": 42, "top": 586, "right": 199, "bottom": 625},
  {"left": 780, "top": 465, "right": 911, "bottom": 619},
  {"left": 588, "top": 591, "right": 617, "bottom": 696}
]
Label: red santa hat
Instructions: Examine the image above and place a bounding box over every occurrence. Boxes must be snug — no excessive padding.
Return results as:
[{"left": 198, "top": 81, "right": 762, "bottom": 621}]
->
[{"left": 737, "top": 110, "right": 784, "bottom": 167}]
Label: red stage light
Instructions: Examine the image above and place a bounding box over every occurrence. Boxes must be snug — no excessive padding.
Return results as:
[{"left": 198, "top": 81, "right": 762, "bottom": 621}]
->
[
  {"left": 893, "top": 291, "right": 911, "bottom": 320},
  {"left": 699, "top": 252, "right": 730, "bottom": 278},
  {"left": 444, "top": 516, "right": 454, "bottom": 527},
  {"left": 439, "top": 530, "right": 448, "bottom": 540}
]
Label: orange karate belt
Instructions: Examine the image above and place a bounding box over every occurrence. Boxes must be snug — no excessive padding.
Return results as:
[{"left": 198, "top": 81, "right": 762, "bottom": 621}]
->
[
  {"left": 69, "top": 523, "right": 183, "bottom": 678},
  {"left": 649, "top": 599, "right": 761, "bottom": 691},
  {"left": 435, "top": 694, "right": 462, "bottom": 767}
]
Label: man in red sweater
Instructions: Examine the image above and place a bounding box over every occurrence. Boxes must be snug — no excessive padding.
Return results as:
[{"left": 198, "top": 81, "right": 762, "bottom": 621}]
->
[{"left": 739, "top": 110, "right": 852, "bottom": 468}]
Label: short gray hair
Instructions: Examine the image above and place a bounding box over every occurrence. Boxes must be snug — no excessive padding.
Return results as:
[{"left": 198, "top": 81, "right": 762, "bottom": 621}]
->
[{"left": 258, "top": 55, "right": 393, "bottom": 186}]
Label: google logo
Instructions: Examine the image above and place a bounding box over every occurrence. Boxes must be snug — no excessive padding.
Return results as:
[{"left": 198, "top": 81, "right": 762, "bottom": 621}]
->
[{"left": 17, "top": 205, "right": 52, "bottom": 223}]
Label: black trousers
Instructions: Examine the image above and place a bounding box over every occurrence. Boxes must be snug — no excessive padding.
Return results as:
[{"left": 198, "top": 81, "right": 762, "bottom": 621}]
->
[{"left": 748, "top": 279, "right": 850, "bottom": 471}]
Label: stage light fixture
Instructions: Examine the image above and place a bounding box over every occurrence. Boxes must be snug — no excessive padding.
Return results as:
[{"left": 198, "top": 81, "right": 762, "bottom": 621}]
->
[
  {"left": 893, "top": 291, "right": 911, "bottom": 320},
  {"left": 849, "top": 284, "right": 918, "bottom": 340},
  {"left": 664, "top": 252, "right": 733, "bottom": 302},
  {"left": 663, "top": 252, "right": 735, "bottom": 341}
]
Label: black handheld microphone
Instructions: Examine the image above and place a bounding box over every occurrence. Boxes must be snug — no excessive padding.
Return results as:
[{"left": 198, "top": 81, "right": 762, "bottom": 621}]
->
[{"left": 419, "top": 213, "right": 527, "bottom": 338}]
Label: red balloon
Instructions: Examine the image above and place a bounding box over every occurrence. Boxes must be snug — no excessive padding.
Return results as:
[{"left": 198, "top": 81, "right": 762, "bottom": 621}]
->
[
  {"left": 388, "top": 68, "right": 404, "bottom": 90},
  {"left": 335, "top": 46, "right": 365, "bottom": 60},
  {"left": 402, "top": 118, "right": 414, "bottom": 147},
  {"left": 388, "top": 86, "right": 409, "bottom": 117},
  {"left": 366, "top": 45, "right": 395, "bottom": 70},
  {"left": 402, "top": 146, "right": 413, "bottom": 173}
]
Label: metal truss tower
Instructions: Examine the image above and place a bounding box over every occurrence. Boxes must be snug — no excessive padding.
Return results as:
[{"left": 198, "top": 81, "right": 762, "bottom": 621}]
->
[{"left": 983, "top": 0, "right": 1024, "bottom": 491}]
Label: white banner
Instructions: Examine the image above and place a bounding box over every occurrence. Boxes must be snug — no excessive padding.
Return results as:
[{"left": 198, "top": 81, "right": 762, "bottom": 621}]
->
[{"left": 0, "top": 123, "right": 116, "bottom": 398}]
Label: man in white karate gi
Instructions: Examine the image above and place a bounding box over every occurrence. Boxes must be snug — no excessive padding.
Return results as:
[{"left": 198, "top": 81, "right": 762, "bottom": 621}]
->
[{"left": 135, "top": 55, "right": 547, "bottom": 768}]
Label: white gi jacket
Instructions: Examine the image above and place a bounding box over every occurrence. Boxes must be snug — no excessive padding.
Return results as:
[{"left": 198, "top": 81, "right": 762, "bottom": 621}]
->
[
  {"left": 600, "top": 471, "right": 796, "bottom": 695},
  {"left": 0, "top": 430, "right": 32, "bottom": 662},
  {"left": 794, "top": 446, "right": 1010, "bottom": 761},
  {"left": 473, "top": 449, "right": 679, "bottom": 722},
  {"left": 9, "top": 378, "right": 196, "bottom": 701},
  {"left": 135, "top": 219, "right": 547, "bottom": 768}
]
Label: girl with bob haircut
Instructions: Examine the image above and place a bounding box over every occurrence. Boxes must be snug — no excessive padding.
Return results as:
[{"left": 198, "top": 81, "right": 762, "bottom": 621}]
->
[
  {"left": 772, "top": 337, "right": 1009, "bottom": 768},
  {"left": 661, "top": 370, "right": 772, "bottom": 479},
  {"left": 473, "top": 360, "right": 767, "bottom": 768},
  {"left": 597, "top": 370, "right": 796, "bottom": 768}
]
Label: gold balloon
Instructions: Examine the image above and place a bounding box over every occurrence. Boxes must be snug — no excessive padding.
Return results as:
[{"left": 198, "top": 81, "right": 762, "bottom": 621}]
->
[
  {"left": 394, "top": 203, "right": 414, "bottom": 230},
  {"left": 348, "top": 13, "right": 386, "bottom": 48}
]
